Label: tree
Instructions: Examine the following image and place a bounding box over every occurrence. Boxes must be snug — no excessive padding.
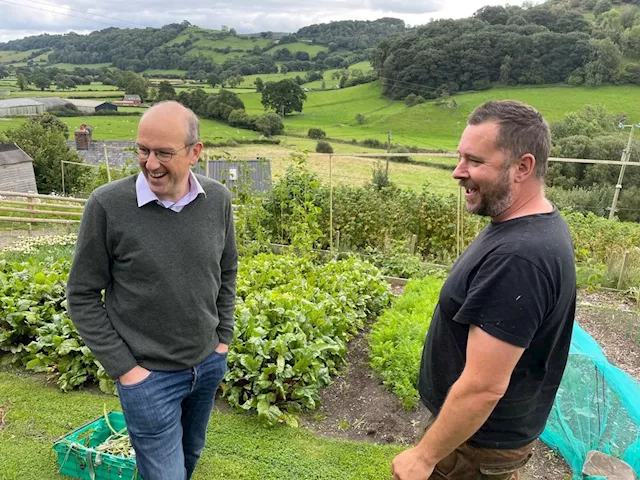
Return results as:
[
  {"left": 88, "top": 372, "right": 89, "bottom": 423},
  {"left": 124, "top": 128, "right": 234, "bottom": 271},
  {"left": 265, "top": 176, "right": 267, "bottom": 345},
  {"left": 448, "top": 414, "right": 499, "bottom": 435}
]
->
[
  {"left": 255, "top": 77, "right": 264, "bottom": 93},
  {"left": 0, "top": 66, "right": 7, "bottom": 79},
  {"left": 0, "top": 116, "right": 88, "bottom": 194},
  {"left": 261, "top": 79, "right": 307, "bottom": 116},
  {"left": 157, "top": 81, "right": 176, "bottom": 101},
  {"left": 207, "top": 73, "right": 221, "bottom": 88},
  {"left": 17, "top": 73, "right": 28, "bottom": 91},
  {"left": 355, "top": 113, "right": 366, "bottom": 125},
  {"left": 33, "top": 74, "right": 51, "bottom": 91},
  {"left": 119, "top": 71, "right": 149, "bottom": 101},
  {"left": 500, "top": 55, "right": 512, "bottom": 84},
  {"left": 227, "top": 75, "right": 243, "bottom": 88},
  {"left": 254, "top": 113, "right": 284, "bottom": 136}
]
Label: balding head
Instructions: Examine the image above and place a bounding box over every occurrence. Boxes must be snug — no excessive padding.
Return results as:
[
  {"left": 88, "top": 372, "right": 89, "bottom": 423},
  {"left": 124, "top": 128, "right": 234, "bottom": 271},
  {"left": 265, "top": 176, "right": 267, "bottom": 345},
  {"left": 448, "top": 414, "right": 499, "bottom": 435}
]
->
[{"left": 140, "top": 101, "right": 200, "bottom": 146}]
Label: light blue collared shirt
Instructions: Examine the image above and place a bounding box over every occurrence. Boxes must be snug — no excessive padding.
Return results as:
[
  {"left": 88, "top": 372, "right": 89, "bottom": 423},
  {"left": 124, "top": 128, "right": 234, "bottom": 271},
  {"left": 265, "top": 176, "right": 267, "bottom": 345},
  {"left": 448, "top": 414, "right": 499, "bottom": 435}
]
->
[{"left": 136, "top": 171, "right": 205, "bottom": 213}]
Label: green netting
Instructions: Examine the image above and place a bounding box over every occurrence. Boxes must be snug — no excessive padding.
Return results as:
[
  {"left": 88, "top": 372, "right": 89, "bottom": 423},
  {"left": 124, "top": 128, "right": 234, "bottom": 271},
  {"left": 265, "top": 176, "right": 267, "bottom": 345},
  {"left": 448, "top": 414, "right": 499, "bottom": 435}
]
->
[{"left": 541, "top": 322, "right": 640, "bottom": 479}]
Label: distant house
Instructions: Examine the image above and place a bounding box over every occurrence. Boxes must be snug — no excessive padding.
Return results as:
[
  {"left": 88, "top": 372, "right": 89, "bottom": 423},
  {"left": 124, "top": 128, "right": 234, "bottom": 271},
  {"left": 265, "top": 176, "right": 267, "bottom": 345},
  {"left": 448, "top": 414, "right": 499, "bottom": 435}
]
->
[
  {"left": 112, "top": 94, "right": 142, "bottom": 107},
  {"left": 0, "top": 143, "right": 38, "bottom": 193},
  {"left": 65, "top": 99, "right": 118, "bottom": 113},
  {"left": 0, "top": 98, "right": 46, "bottom": 117}
]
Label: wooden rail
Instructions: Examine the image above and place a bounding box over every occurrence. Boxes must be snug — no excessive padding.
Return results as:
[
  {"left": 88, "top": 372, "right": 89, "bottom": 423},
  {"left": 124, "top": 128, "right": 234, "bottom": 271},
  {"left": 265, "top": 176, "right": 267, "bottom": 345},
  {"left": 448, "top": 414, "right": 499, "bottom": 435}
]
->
[{"left": 0, "top": 191, "right": 87, "bottom": 226}]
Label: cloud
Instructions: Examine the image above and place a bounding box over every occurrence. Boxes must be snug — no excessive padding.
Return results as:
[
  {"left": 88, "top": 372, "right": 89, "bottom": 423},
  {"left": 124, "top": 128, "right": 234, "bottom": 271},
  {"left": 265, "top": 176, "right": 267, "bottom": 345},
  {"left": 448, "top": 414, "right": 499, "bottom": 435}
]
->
[{"left": 0, "top": 0, "right": 536, "bottom": 44}]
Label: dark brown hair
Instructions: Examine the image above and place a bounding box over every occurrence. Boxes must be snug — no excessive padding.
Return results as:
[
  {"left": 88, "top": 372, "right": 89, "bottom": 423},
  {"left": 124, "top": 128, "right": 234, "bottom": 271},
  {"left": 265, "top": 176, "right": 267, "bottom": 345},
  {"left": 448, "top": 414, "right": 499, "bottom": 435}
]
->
[{"left": 468, "top": 100, "right": 551, "bottom": 178}]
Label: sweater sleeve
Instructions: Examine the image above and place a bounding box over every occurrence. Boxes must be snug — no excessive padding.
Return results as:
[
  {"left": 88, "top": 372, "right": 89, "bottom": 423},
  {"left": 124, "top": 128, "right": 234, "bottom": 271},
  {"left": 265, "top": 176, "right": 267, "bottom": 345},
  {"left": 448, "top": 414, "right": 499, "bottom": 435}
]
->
[
  {"left": 66, "top": 194, "right": 138, "bottom": 379},
  {"left": 215, "top": 195, "right": 238, "bottom": 345}
]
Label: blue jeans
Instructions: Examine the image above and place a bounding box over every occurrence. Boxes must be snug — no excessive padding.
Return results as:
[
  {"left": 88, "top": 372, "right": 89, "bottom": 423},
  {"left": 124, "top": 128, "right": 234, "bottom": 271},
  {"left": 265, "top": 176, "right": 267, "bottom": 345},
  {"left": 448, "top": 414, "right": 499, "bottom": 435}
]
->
[{"left": 116, "top": 350, "right": 227, "bottom": 480}]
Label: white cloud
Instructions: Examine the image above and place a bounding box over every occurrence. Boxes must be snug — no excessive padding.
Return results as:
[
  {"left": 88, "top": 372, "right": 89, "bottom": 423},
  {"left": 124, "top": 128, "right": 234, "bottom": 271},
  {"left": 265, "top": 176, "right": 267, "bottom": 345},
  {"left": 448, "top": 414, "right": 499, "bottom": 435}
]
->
[{"left": 0, "top": 0, "right": 538, "bottom": 44}]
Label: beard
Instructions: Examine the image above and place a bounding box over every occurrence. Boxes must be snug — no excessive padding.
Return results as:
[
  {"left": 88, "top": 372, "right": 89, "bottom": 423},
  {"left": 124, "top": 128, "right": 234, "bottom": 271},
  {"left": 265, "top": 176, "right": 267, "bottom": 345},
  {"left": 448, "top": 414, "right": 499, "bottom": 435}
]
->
[{"left": 464, "top": 167, "right": 513, "bottom": 218}]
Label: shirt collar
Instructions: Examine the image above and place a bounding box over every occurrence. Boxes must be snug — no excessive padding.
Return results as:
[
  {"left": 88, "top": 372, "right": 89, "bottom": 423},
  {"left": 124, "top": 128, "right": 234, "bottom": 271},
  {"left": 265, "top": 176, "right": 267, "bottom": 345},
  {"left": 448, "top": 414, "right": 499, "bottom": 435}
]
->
[{"left": 136, "top": 171, "right": 205, "bottom": 210}]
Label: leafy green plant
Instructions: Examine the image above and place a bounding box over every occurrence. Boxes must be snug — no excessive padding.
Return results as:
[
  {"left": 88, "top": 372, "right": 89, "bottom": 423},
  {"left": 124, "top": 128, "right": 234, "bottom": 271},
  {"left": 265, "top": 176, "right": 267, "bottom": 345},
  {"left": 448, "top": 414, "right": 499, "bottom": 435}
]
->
[
  {"left": 369, "top": 275, "right": 443, "bottom": 410},
  {"left": 224, "top": 253, "right": 391, "bottom": 426}
]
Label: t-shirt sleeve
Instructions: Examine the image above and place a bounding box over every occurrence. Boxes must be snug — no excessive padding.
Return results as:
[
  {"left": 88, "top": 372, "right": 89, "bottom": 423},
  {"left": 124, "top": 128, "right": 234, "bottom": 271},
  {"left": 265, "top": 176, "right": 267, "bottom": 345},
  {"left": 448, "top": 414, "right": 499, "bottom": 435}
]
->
[{"left": 453, "top": 253, "right": 552, "bottom": 348}]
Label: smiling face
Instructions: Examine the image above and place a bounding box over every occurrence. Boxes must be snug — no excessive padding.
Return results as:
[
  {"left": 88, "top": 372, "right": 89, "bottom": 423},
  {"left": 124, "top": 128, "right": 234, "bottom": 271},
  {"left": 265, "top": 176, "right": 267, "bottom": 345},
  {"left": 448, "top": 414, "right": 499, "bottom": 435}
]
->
[
  {"left": 453, "top": 121, "right": 514, "bottom": 219},
  {"left": 136, "top": 103, "right": 201, "bottom": 202}
]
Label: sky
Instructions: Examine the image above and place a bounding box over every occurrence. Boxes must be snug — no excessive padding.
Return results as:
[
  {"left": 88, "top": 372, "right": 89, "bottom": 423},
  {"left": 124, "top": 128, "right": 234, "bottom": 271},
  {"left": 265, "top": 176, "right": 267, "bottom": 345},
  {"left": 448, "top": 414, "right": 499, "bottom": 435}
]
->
[{"left": 0, "top": 0, "right": 538, "bottom": 44}]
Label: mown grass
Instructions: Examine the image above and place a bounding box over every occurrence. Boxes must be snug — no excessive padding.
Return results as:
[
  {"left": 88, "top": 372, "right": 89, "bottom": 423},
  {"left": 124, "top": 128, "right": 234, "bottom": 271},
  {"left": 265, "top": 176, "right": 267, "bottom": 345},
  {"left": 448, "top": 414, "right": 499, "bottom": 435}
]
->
[
  {"left": 48, "top": 63, "right": 114, "bottom": 71},
  {"left": 0, "top": 369, "right": 401, "bottom": 480}
]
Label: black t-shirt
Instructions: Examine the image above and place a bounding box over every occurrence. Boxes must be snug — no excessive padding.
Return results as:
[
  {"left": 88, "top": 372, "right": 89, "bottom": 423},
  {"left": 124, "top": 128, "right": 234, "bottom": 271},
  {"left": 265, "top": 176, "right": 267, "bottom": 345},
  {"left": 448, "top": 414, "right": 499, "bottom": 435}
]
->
[{"left": 417, "top": 209, "right": 576, "bottom": 449}]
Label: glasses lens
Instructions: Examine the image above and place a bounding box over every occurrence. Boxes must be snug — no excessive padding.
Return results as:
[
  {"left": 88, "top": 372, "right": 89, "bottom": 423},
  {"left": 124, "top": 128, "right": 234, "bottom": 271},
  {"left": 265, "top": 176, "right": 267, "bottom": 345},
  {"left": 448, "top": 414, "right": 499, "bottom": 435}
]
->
[{"left": 156, "top": 151, "right": 172, "bottom": 162}]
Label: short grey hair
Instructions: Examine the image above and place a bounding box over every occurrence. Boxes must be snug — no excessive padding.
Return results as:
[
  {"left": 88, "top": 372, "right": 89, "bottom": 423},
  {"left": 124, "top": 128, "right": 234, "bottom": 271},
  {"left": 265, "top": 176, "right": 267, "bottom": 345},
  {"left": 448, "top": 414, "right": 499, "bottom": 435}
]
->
[
  {"left": 142, "top": 100, "right": 200, "bottom": 146},
  {"left": 468, "top": 100, "right": 551, "bottom": 179}
]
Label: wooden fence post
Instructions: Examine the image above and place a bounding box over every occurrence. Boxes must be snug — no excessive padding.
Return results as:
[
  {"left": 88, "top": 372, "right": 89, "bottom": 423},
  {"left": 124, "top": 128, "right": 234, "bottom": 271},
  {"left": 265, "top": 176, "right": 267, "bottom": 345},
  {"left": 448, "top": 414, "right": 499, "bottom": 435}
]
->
[{"left": 617, "top": 250, "right": 630, "bottom": 290}]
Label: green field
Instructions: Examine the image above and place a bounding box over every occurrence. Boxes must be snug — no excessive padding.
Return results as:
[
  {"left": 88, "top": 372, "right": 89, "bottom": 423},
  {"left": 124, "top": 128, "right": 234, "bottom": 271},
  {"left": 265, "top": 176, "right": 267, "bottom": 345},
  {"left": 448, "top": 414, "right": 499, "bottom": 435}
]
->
[
  {"left": 0, "top": 50, "right": 35, "bottom": 62},
  {"left": 0, "top": 115, "right": 259, "bottom": 142},
  {"left": 238, "top": 82, "right": 640, "bottom": 151},
  {"left": 49, "top": 63, "right": 113, "bottom": 71},
  {"left": 62, "top": 82, "right": 120, "bottom": 91},
  {"left": 238, "top": 62, "right": 373, "bottom": 90},
  {"left": 7, "top": 90, "right": 123, "bottom": 98},
  {"left": 0, "top": 369, "right": 402, "bottom": 480},
  {"left": 144, "top": 69, "right": 187, "bottom": 76},
  {"left": 265, "top": 42, "right": 328, "bottom": 57}
]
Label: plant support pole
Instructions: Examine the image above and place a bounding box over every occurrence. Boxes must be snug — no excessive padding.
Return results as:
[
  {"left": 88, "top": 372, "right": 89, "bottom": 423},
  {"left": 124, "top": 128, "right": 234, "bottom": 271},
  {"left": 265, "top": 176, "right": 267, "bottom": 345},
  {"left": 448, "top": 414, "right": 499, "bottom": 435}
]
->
[
  {"left": 103, "top": 144, "right": 112, "bottom": 183},
  {"left": 329, "top": 154, "right": 333, "bottom": 252},
  {"left": 609, "top": 124, "right": 635, "bottom": 220}
]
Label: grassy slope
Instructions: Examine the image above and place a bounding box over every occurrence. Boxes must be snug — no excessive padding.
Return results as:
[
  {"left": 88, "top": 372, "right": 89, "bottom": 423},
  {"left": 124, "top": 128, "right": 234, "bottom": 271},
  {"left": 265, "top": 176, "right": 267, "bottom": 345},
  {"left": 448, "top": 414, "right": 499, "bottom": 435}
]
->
[
  {"left": 49, "top": 63, "right": 113, "bottom": 71},
  {"left": 0, "top": 370, "right": 401, "bottom": 480},
  {"left": 239, "top": 82, "right": 640, "bottom": 151},
  {"left": 0, "top": 50, "right": 36, "bottom": 62},
  {"left": 239, "top": 62, "right": 373, "bottom": 89}
]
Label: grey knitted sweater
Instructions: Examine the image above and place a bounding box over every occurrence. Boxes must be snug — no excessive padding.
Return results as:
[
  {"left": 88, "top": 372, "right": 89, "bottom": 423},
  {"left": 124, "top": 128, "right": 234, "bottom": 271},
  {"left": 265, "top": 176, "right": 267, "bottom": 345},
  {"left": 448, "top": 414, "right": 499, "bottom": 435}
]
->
[{"left": 66, "top": 174, "right": 238, "bottom": 379}]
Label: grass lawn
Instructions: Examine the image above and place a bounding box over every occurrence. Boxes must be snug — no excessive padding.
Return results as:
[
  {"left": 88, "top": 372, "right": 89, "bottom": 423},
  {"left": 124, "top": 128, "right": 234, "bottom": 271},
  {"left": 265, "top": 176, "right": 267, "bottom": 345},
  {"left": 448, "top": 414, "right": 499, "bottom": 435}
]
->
[
  {"left": 0, "top": 369, "right": 401, "bottom": 480},
  {"left": 63, "top": 82, "right": 120, "bottom": 91},
  {"left": 144, "top": 69, "right": 187, "bottom": 76}
]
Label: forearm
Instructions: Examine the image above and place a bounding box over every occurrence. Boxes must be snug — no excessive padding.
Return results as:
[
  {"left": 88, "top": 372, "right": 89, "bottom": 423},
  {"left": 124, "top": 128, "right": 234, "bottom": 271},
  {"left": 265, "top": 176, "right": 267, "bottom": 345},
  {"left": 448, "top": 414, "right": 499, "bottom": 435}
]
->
[{"left": 417, "top": 377, "right": 502, "bottom": 465}]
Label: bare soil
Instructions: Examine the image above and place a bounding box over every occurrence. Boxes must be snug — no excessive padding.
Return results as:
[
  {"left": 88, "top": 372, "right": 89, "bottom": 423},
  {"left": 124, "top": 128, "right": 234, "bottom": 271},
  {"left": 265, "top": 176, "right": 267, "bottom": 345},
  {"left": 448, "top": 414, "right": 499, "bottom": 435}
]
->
[{"left": 298, "top": 288, "right": 640, "bottom": 480}]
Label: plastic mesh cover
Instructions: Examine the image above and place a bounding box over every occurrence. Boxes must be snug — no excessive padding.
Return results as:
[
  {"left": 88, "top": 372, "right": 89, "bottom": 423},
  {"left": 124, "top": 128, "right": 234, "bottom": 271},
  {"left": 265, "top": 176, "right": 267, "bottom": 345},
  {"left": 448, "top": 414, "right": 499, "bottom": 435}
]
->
[{"left": 540, "top": 322, "right": 640, "bottom": 479}]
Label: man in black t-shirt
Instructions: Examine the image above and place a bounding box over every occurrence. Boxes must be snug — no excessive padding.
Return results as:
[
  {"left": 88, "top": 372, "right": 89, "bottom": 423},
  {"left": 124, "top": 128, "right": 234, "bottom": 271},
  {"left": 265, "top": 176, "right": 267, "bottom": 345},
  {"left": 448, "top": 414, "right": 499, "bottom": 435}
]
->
[{"left": 392, "top": 101, "right": 576, "bottom": 480}]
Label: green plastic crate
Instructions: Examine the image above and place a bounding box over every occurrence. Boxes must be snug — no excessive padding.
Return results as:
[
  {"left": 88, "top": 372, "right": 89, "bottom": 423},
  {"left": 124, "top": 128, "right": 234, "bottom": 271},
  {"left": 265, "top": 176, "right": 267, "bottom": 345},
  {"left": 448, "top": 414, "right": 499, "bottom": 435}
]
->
[{"left": 53, "top": 411, "right": 141, "bottom": 480}]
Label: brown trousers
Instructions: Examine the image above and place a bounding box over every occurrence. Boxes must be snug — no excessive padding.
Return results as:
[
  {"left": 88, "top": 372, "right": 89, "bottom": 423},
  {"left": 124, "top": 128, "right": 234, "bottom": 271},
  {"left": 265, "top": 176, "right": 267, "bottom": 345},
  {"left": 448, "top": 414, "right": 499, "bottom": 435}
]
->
[{"left": 424, "top": 418, "right": 534, "bottom": 480}]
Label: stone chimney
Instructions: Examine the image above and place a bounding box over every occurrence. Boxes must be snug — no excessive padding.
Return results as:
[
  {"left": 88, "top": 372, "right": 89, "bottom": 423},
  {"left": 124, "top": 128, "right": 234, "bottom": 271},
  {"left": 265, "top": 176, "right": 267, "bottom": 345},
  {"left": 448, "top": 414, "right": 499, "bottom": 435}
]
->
[{"left": 74, "top": 124, "right": 92, "bottom": 150}]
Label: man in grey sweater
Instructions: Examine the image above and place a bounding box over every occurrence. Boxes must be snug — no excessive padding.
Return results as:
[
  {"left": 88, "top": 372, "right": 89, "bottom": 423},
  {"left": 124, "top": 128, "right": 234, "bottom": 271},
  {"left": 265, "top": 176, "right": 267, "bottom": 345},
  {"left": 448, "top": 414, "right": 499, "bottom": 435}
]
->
[{"left": 67, "top": 101, "right": 238, "bottom": 480}]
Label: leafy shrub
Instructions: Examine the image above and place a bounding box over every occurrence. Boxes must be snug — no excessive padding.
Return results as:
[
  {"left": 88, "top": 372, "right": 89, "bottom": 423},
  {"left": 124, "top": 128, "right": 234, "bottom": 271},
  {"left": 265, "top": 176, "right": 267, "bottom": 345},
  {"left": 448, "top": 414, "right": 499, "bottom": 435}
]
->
[
  {"left": 315, "top": 140, "right": 334, "bottom": 154},
  {"left": 308, "top": 128, "right": 326, "bottom": 139},
  {"left": 0, "top": 254, "right": 116, "bottom": 394},
  {"left": 225, "top": 253, "right": 391, "bottom": 425},
  {"left": 362, "top": 138, "right": 385, "bottom": 149},
  {"left": 254, "top": 113, "right": 284, "bottom": 136},
  {"left": 369, "top": 276, "right": 443, "bottom": 409},
  {"left": 405, "top": 93, "right": 426, "bottom": 107}
]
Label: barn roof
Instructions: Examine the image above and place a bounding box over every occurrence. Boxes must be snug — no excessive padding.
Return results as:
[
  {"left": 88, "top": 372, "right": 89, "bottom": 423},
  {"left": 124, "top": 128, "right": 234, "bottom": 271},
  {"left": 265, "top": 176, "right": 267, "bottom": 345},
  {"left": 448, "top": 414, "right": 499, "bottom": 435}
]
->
[
  {"left": 29, "top": 97, "right": 72, "bottom": 108},
  {"left": 0, "top": 143, "right": 34, "bottom": 167},
  {"left": 124, "top": 94, "right": 141, "bottom": 101},
  {"left": 0, "top": 98, "right": 45, "bottom": 108},
  {"left": 66, "top": 99, "right": 113, "bottom": 108}
]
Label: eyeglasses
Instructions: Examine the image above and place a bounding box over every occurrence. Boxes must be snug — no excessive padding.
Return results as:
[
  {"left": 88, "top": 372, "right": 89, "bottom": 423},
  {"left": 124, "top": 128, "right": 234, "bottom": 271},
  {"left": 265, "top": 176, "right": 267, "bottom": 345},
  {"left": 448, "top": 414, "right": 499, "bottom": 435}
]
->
[{"left": 134, "top": 143, "right": 195, "bottom": 163}]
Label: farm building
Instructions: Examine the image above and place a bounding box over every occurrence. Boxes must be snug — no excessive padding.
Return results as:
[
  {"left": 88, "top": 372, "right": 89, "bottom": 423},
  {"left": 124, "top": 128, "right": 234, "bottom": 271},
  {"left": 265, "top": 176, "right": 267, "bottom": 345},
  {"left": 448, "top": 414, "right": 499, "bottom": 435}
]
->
[
  {"left": 65, "top": 99, "right": 117, "bottom": 113},
  {"left": 0, "top": 143, "right": 38, "bottom": 193},
  {"left": 112, "top": 94, "right": 142, "bottom": 107},
  {"left": 30, "top": 96, "right": 73, "bottom": 110},
  {"left": 0, "top": 98, "right": 46, "bottom": 117},
  {"left": 194, "top": 159, "right": 272, "bottom": 197}
]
